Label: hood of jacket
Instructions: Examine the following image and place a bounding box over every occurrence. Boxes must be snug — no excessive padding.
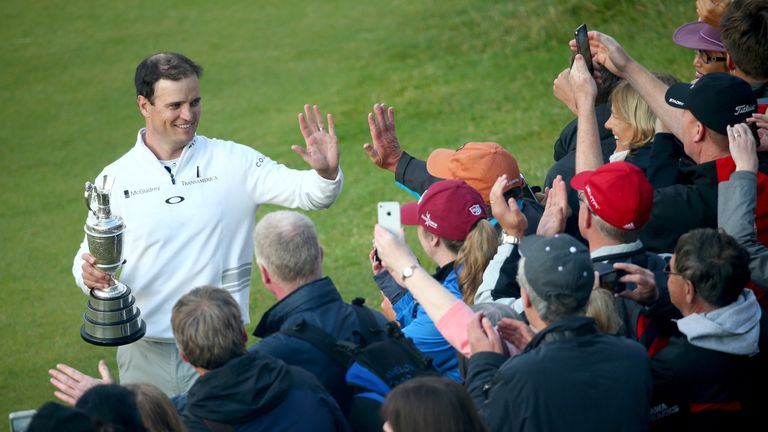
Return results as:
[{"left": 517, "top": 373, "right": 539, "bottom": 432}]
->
[
  {"left": 677, "top": 289, "right": 762, "bottom": 355},
  {"left": 187, "top": 351, "right": 293, "bottom": 424}
]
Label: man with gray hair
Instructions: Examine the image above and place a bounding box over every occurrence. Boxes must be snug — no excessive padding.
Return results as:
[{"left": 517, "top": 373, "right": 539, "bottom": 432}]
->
[
  {"left": 248, "top": 211, "right": 388, "bottom": 424},
  {"left": 172, "top": 286, "right": 348, "bottom": 431},
  {"left": 465, "top": 234, "right": 653, "bottom": 431}
]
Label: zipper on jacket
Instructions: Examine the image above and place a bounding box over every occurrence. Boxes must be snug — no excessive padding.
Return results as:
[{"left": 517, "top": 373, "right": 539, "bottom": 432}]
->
[{"left": 163, "top": 166, "right": 176, "bottom": 185}]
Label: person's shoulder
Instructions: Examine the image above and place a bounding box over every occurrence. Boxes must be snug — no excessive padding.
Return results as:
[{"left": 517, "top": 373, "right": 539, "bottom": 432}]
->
[{"left": 195, "top": 135, "right": 264, "bottom": 156}]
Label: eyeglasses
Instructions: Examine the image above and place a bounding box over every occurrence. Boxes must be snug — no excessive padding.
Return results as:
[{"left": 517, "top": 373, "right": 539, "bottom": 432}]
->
[
  {"left": 696, "top": 50, "right": 727, "bottom": 64},
  {"left": 663, "top": 262, "right": 681, "bottom": 277}
]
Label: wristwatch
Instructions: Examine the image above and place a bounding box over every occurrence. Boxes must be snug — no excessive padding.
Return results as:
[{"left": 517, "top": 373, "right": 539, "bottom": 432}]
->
[
  {"left": 401, "top": 264, "right": 419, "bottom": 282},
  {"left": 501, "top": 231, "right": 521, "bottom": 245}
]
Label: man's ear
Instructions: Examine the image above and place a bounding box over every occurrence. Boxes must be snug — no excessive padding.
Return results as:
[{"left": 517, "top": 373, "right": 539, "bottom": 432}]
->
[
  {"left": 684, "top": 279, "right": 696, "bottom": 304},
  {"left": 137, "top": 95, "right": 152, "bottom": 118},
  {"left": 258, "top": 263, "right": 271, "bottom": 285},
  {"left": 727, "top": 55, "right": 737, "bottom": 73},
  {"left": 179, "top": 350, "right": 189, "bottom": 364},
  {"left": 521, "top": 286, "right": 532, "bottom": 309},
  {"left": 694, "top": 120, "right": 706, "bottom": 143}
]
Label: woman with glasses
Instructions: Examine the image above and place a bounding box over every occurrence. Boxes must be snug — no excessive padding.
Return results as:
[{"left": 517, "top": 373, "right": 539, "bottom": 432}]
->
[{"left": 672, "top": 21, "right": 729, "bottom": 81}]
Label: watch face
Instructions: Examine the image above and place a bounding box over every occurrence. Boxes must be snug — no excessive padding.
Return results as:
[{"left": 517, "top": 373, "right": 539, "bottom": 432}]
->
[
  {"left": 403, "top": 267, "right": 414, "bottom": 278},
  {"left": 402, "top": 265, "right": 416, "bottom": 279}
]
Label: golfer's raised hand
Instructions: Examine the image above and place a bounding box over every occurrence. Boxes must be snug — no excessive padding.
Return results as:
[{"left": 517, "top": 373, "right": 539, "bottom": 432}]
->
[
  {"left": 363, "top": 103, "right": 402, "bottom": 172},
  {"left": 295, "top": 104, "right": 340, "bottom": 180}
]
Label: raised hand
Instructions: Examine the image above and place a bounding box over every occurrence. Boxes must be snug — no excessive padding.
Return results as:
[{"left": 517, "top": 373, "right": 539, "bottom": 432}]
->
[
  {"left": 536, "top": 175, "right": 568, "bottom": 236},
  {"left": 49, "top": 360, "right": 113, "bottom": 406},
  {"left": 568, "top": 55, "right": 598, "bottom": 110},
  {"left": 489, "top": 175, "right": 528, "bottom": 237},
  {"left": 697, "top": 0, "right": 731, "bottom": 29},
  {"left": 747, "top": 113, "right": 768, "bottom": 152},
  {"left": 295, "top": 104, "right": 339, "bottom": 180},
  {"left": 727, "top": 123, "right": 759, "bottom": 173},
  {"left": 363, "top": 103, "right": 402, "bottom": 172},
  {"left": 570, "top": 31, "right": 631, "bottom": 78}
]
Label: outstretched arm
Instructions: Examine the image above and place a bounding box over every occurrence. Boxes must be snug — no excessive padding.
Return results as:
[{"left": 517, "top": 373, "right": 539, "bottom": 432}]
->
[
  {"left": 719, "top": 124, "right": 768, "bottom": 288},
  {"left": 580, "top": 31, "right": 682, "bottom": 139},
  {"left": 294, "top": 104, "right": 339, "bottom": 180},
  {"left": 568, "top": 55, "right": 602, "bottom": 173}
]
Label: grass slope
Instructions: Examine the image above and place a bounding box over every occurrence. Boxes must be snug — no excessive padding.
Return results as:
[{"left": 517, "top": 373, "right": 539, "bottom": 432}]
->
[{"left": 0, "top": 0, "right": 693, "bottom": 415}]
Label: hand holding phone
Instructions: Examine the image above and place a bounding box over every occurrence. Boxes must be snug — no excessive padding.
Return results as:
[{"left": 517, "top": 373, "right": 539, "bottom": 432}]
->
[
  {"left": 375, "top": 201, "right": 401, "bottom": 265},
  {"left": 573, "top": 24, "right": 594, "bottom": 76},
  {"left": 594, "top": 262, "right": 627, "bottom": 293}
]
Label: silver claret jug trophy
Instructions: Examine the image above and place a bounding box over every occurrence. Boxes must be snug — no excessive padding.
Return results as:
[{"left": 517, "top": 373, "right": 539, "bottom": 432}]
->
[{"left": 81, "top": 175, "right": 145, "bottom": 346}]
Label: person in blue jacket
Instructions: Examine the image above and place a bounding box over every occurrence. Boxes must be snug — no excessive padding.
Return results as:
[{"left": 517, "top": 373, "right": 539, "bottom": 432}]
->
[{"left": 375, "top": 180, "right": 497, "bottom": 381}]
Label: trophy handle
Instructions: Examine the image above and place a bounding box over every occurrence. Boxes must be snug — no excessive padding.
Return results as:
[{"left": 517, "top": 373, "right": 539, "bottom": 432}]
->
[{"left": 84, "top": 182, "right": 97, "bottom": 217}]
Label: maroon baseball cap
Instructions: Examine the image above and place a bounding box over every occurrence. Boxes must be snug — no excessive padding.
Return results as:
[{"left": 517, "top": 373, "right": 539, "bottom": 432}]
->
[
  {"left": 401, "top": 180, "right": 486, "bottom": 241},
  {"left": 570, "top": 162, "right": 653, "bottom": 231}
]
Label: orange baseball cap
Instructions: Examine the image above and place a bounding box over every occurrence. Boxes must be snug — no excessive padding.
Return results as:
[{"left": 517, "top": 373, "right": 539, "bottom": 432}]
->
[{"left": 426, "top": 142, "right": 524, "bottom": 204}]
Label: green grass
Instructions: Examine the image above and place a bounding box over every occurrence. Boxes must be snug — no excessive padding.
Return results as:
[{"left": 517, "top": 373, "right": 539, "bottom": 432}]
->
[{"left": 0, "top": 0, "right": 693, "bottom": 417}]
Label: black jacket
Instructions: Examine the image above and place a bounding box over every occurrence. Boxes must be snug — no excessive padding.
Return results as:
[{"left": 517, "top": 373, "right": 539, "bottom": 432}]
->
[
  {"left": 182, "top": 351, "right": 349, "bottom": 432},
  {"left": 251, "top": 277, "right": 387, "bottom": 416},
  {"left": 649, "top": 313, "right": 768, "bottom": 431},
  {"left": 466, "top": 317, "right": 652, "bottom": 432},
  {"left": 641, "top": 133, "right": 722, "bottom": 253}
]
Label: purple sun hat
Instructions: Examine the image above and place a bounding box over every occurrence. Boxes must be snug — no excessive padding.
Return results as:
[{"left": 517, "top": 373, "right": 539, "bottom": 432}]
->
[{"left": 672, "top": 21, "right": 725, "bottom": 52}]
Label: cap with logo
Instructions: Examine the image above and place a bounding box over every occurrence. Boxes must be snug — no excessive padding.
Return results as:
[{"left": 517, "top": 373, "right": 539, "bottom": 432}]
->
[
  {"left": 426, "top": 142, "right": 524, "bottom": 204},
  {"left": 570, "top": 161, "right": 654, "bottom": 231},
  {"left": 519, "top": 234, "right": 594, "bottom": 306},
  {"left": 665, "top": 72, "right": 757, "bottom": 135},
  {"left": 672, "top": 21, "right": 725, "bottom": 52},
  {"left": 401, "top": 179, "right": 486, "bottom": 241}
]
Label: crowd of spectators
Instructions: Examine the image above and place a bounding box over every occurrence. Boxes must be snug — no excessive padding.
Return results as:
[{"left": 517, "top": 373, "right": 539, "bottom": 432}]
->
[{"left": 24, "top": 0, "right": 768, "bottom": 431}]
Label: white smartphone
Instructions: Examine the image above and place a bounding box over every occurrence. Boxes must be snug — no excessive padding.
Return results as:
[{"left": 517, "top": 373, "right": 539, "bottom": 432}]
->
[
  {"left": 9, "top": 409, "right": 36, "bottom": 432},
  {"left": 377, "top": 201, "right": 401, "bottom": 234}
]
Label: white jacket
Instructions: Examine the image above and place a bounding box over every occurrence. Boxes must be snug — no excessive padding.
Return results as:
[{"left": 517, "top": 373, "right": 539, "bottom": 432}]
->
[{"left": 73, "top": 130, "right": 342, "bottom": 339}]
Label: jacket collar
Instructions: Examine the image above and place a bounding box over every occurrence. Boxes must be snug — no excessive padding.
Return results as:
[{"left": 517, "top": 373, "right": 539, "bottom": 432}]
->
[
  {"left": 252, "top": 277, "right": 341, "bottom": 338},
  {"left": 524, "top": 316, "right": 599, "bottom": 352}
]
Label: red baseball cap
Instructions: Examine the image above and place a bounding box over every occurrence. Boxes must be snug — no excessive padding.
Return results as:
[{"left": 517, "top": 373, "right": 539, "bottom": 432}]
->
[
  {"left": 570, "top": 162, "right": 653, "bottom": 231},
  {"left": 401, "top": 180, "right": 486, "bottom": 241}
]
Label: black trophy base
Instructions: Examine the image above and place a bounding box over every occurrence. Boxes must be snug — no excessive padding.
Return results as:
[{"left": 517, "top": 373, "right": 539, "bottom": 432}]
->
[
  {"left": 81, "top": 322, "right": 146, "bottom": 347},
  {"left": 81, "top": 284, "right": 147, "bottom": 347}
]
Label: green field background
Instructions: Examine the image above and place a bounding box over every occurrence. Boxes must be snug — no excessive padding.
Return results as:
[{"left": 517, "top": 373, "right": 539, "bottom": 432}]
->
[{"left": 1, "top": 0, "right": 692, "bottom": 417}]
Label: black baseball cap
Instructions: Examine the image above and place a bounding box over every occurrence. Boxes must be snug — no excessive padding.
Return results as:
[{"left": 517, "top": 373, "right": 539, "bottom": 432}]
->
[
  {"left": 665, "top": 72, "right": 756, "bottom": 135},
  {"left": 519, "top": 234, "right": 594, "bottom": 307}
]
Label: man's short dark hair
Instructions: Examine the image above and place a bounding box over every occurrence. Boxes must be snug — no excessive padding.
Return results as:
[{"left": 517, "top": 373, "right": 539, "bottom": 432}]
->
[
  {"left": 134, "top": 52, "right": 203, "bottom": 102},
  {"left": 721, "top": 0, "right": 768, "bottom": 81},
  {"left": 674, "top": 228, "right": 751, "bottom": 308},
  {"left": 171, "top": 286, "right": 246, "bottom": 370}
]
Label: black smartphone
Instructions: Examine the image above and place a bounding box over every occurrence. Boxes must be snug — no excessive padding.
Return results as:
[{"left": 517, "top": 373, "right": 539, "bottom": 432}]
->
[
  {"left": 573, "top": 24, "right": 594, "bottom": 76},
  {"left": 593, "top": 262, "right": 627, "bottom": 293}
]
